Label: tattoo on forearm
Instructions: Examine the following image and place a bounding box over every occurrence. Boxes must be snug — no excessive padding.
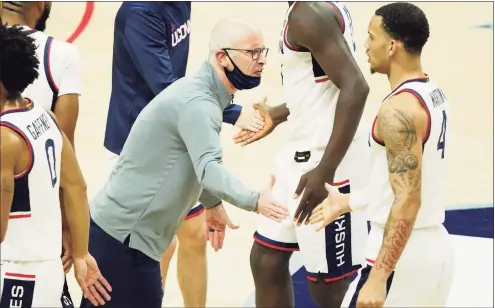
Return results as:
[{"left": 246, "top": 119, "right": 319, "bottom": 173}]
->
[
  {"left": 375, "top": 216, "right": 414, "bottom": 272},
  {"left": 374, "top": 107, "right": 422, "bottom": 272},
  {"left": 0, "top": 178, "right": 14, "bottom": 193}
]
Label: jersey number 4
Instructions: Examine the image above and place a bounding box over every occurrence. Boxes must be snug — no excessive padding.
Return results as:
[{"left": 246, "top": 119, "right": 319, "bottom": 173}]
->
[
  {"left": 437, "top": 110, "right": 447, "bottom": 159},
  {"left": 45, "top": 138, "right": 58, "bottom": 187}
]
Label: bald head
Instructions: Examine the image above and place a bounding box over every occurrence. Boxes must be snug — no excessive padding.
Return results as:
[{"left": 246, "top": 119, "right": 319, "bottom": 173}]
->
[
  {"left": 209, "top": 18, "right": 263, "bottom": 55},
  {"left": 208, "top": 18, "right": 267, "bottom": 93}
]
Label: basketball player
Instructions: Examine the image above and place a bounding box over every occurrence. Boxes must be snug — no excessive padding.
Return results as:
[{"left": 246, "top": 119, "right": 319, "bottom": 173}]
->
[
  {"left": 2, "top": 2, "right": 83, "bottom": 306},
  {"left": 104, "top": 3, "right": 264, "bottom": 305},
  {"left": 232, "top": 2, "right": 371, "bottom": 307},
  {"left": 309, "top": 3, "right": 454, "bottom": 307},
  {"left": 0, "top": 25, "right": 111, "bottom": 308}
]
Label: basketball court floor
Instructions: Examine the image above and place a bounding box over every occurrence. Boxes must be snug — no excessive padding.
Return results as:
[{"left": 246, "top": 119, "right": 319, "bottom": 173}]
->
[{"left": 43, "top": 1, "right": 493, "bottom": 307}]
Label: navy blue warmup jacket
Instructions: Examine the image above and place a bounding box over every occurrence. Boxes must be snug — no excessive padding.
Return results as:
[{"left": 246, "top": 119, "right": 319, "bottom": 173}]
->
[{"left": 104, "top": 1, "right": 242, "bottom": 155}]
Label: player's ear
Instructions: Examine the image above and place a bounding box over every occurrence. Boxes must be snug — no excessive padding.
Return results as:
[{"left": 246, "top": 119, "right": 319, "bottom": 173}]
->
[{"left": 388, "top": 39, "right": 398, "bottom": 57}]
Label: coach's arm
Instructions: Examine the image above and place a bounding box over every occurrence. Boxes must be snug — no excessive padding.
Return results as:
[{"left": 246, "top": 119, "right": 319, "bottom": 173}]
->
[
  {"left": 179, "top": 100, "right": 259, "bottom": 211},
  {"left": 367, "top": 93, "right": 427, "bottom": 282},
  {"left": 123, "top": 9, "right": 242, "bottom": 125},
  {"left": 0, "top": 126, "right": 23, "bottom": 243}
]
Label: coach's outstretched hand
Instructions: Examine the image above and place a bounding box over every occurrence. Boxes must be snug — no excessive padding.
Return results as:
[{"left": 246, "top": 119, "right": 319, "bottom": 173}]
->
[
  {"left": 205, "top": 203, "right": 239, "bottom": 252},
  {"left": 256, "top": 175, "right": 289, "bottom": 222},
  {"left": 74, "top": 253, "right": 112, "bottom": 306},
  {"left": 309, "top": 183, "right": 351, "bottom": 231},
  {"left": 234, "top": 102, "right": 265, "bottom": 133},
  {"left": 233, "top": 98, "right": 278, "bottom": 146}
]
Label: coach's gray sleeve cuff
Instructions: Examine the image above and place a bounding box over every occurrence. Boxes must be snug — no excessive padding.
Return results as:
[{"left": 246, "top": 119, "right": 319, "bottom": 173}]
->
[{"left": 199, "top": 189, "right": 222, "bottom": 209}]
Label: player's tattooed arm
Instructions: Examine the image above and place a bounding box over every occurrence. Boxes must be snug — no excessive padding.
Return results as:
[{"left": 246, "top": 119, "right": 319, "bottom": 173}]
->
[
  {"left": 369, "top": 93, "right": 427, "bottom": 281},
  {"left": 0, "top": 127, "right": 21, "bottom": 242}
]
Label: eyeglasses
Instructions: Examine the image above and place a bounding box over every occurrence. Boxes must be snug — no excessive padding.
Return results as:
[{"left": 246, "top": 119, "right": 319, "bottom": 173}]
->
[{"left": 222, "top": 48, "right": 269, "bottom": 60}]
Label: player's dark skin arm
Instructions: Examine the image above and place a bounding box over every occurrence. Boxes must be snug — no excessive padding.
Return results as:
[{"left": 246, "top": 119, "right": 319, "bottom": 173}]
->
[
  {"left": 0, "top": 127, "right": 24, "bottom": 243},
  {"left": 54, "top": 93, "right": 79, "bottom": 272},
  {"left": 366, "top": 93, "right": 426, "bottom": 283},
  {"left": 269, "top": 103, "right": 290, "bottom": 125},
  {"left": 54, "top": 94, "right": 79, "bottom": 148},
  {"left": 232, "top": 102, "right": 290, "bottom": 146},
  {"left": 288, "top": 2, "right": 369, "bottom": 225}
]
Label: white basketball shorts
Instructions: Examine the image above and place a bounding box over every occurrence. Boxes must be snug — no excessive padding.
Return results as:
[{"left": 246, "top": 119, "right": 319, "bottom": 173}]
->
[
  {"left": 254, "top": 135, "right": 370, "bottom": 282},
  {"left": 341, "top": 223, "right": 455, "bottom": 307},
  {"left": 107, "top": 150, "right": 204, "bottom": 219},
  {"left": 0, "top": 259, "right": 65, "bottom": 307}
]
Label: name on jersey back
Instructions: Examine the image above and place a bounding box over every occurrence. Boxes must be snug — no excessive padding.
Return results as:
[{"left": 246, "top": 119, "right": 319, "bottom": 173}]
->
[{"left": 27, "top": 113, "right": 51, "bottom": 140}]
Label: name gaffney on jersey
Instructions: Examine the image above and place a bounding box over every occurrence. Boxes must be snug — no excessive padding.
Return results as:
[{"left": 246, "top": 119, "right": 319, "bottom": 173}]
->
[{"left": 26, "top": 113, "right": 51, "bottom": 140}]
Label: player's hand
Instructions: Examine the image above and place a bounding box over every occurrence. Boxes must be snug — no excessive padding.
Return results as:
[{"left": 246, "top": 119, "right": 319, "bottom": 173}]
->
[
  {"left": 256, "top": 175, "right": 289, "bottom": 222},
  {"left": 309, "top": 183, "right": 351, "bottom": 231},
  {"left": 61, "top": 229, "right": 73, "bottom": 274},
  {"left": 234, "top": 99, "right": 265, "bottom": 133},
  {"left": 205, "top": 203, "right": 240, "bottom": 252},
  {"left": 73, "top": 253, "right": 112, "bottom": 307},
  {"left": 293, "top": 166, "right": 335, "bottom": 226},
  {"left": 356, "top": 278, "right": 387, "bottom": 308},
  {"left": 233, "top": 98, "right": 276, "bottom": 146}
]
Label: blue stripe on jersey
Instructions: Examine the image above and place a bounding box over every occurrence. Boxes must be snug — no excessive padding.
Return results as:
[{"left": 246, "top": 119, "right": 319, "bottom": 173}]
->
[
  {"left": 253, "top": 231, "right": 300, "bottom": 251},
  {"left": 185, "top": 203, "right": 204, "bottom": 218},
  {"left": 0, "top": 275, "right": 36, "bottom": 307},
  {"left": 43, "top": 36, "right": 59, "bottom": 111},
  {"left": 327, "top": 2, "right": 345, "bottom": 33},
  {"left": 324, "top": 211, "right": 355, "bottom": 278},
  {"left": 348, "top": 265, "right": 395, "bottom": 307},
  {"left": 11, "top": 176, "right": 31, "bottom": 215}
]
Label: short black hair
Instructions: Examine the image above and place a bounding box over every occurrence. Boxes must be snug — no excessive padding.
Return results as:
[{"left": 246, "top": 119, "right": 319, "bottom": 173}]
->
[
  {"left": 375, "top": 2, "right": 430, "bottom": 54},
  {"left": 0, "top": 24, "right": 40, "bottom": 97}
]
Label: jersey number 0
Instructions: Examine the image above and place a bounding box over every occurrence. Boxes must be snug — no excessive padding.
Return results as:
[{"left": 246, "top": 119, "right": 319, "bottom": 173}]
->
[{"left": 45, "top": 138, "right": 58, "bottom": 187}]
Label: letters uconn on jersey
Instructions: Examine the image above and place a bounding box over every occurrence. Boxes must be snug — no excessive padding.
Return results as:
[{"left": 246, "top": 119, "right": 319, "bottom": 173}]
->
[
  {"left": 368, "top": 75, "right": 450, "bottom": 228},
  {"left": 0, "top": 101, "right": 63, "bottom": 262},
  {"left": 279, "top": 2, "right": 358, "bottom": 150}
]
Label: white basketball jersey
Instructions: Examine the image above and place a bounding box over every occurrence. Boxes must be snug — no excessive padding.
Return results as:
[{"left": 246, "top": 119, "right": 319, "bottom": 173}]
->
[
  {"left": 368, "top": 76, "right": 450, "bottom": 228},
  {"left": 17, "top": 25, "right": 81, "bottom": 112},
  {"left": 0, "top": 101, "right": 63, "bottom": 261},
  {"left": 279, "top": 1, "right": 358, "bottom": 151}
]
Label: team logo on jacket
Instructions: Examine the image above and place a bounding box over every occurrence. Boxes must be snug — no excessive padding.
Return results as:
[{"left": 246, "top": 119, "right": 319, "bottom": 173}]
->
[{"left": 171, "top": 20, "right": 191, "bottom": 47}]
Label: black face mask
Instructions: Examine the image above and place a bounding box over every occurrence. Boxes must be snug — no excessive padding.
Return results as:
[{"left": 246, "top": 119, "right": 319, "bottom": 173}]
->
[
  {"left": 35, "top": 5, "right": 51, "bottom": 32},
  {"left": 223, "top": 53, "right": 261, "bottom": 91}
]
